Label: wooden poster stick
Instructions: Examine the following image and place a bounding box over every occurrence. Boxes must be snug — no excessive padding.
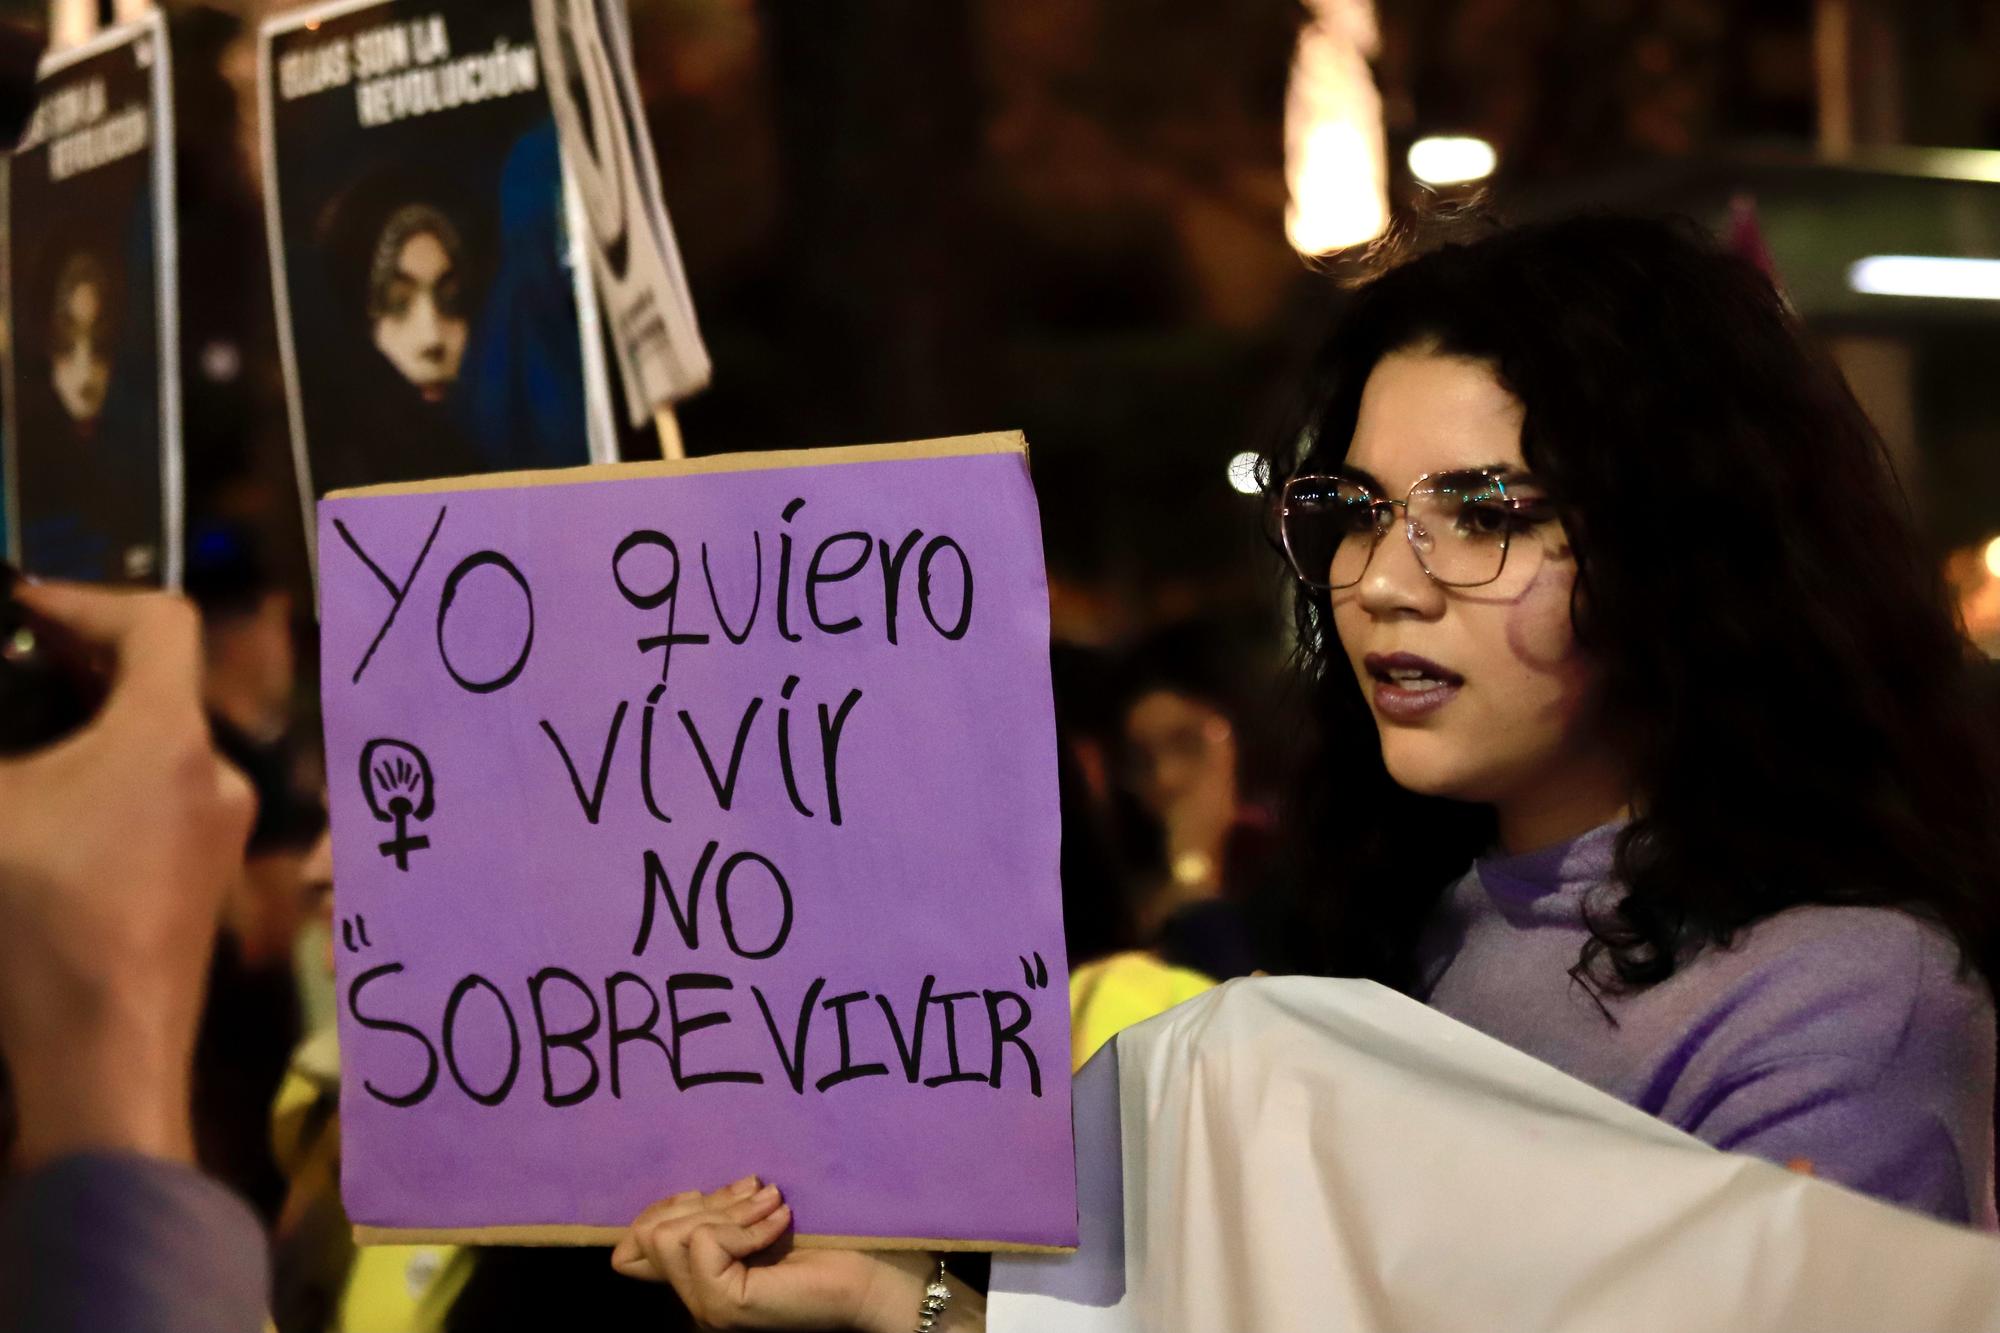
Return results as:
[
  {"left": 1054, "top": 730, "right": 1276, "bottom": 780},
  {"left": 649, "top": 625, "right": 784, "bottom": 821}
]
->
[
  {"left": 654, "top": 403, "right": 686, "bottom": 460},
  {"left": 48, "top": 0, "right": 97, "bottom": 51}
]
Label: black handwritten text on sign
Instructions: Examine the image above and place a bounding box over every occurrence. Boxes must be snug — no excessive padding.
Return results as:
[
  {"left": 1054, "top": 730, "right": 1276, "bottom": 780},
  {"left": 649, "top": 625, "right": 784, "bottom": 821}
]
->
[{"left": 318, "top": 438, "right": 1074, "bottom": 1245}]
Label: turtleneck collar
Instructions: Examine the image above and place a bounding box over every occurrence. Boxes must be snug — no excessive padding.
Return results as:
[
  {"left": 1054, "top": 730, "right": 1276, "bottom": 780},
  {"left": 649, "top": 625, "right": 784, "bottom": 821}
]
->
[{"left": 1472, "top": 819, "right": 1625, "bottom": 916}]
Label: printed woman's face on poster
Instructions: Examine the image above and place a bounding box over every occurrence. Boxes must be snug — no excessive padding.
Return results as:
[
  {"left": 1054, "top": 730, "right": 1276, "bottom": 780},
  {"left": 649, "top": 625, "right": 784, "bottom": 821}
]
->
[
  {"left": 367, "top": 204, "right": 467, "bottom": 403},
  {"left": 51, "top": 251, "right": 113, "bottom": 426}
]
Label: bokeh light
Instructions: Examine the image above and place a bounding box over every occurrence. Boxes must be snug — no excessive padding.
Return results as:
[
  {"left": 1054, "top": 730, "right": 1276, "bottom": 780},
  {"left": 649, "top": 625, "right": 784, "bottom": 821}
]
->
[
  {"left": 1407, "top": 135, "right": 1498, "bottom": 186},
  {"left": 1227, "top": 452, "right": 1267, "bottom": 496}
]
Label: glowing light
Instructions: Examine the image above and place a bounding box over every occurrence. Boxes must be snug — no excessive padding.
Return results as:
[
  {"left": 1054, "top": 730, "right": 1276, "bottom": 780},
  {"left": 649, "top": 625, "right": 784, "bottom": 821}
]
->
[
  {"left": 1407, "top": 135, "right": 1497, "bottom": 186},
  {"left": 1227, "top": 452, "right": 1267, "bottom": 496},
  {"left": 1983, "top": 536, "right": 2000, "bottom": 580},
  {"left": 1283, "top": 0, "right": 1388, "bottom": 255},
  {"left": 1848, "top": 256, "right": 2000, "bottom": 301}
]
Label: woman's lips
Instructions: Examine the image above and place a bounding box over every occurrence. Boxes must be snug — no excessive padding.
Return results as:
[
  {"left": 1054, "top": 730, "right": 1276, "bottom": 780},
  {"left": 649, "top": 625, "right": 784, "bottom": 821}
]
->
[
  {"left": 1371, "top": 677, "right": 1462, "bottom": 721},
  {"left": 1363, "top": 652, "right": 1464, "bottom": 722}
]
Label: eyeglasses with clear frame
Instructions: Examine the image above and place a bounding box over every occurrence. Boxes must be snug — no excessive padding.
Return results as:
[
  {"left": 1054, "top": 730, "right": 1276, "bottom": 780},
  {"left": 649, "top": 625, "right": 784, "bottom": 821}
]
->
[{"left": 1277, "top": 467, "right": 1555, "bottom": 591}]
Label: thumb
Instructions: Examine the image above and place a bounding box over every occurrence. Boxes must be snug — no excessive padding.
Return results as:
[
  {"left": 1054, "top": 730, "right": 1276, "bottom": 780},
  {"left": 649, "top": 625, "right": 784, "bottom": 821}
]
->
[
  {"left": 688, "top": 1202, "right": 792, "bottom": 1281},
  {"left": 609, "top": 1237, "right": 661, "bottom": 1282}
]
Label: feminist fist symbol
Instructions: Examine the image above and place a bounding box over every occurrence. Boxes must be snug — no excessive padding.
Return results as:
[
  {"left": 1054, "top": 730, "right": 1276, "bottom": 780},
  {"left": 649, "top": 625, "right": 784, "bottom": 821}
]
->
[{"left": 359, "top": 739, "right": 435, "bottom": 871}]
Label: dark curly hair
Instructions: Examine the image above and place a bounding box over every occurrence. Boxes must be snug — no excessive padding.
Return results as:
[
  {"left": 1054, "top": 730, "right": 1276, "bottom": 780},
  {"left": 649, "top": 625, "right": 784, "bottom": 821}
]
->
[{"left": 1264, "top": 212, "right": 2000, "bottom": 1003}]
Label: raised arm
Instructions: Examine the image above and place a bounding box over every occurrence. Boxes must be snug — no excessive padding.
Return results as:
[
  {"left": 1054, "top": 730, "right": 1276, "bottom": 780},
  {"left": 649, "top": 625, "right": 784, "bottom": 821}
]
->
[{"left": 0, "top": 583, "right": 265, "bottom": 1333}]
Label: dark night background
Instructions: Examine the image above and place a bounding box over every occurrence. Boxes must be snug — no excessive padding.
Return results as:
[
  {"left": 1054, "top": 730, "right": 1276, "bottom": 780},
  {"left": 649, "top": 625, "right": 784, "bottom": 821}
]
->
[{"left": 5, "top": 0, "right": 1997, "bottom": 647}]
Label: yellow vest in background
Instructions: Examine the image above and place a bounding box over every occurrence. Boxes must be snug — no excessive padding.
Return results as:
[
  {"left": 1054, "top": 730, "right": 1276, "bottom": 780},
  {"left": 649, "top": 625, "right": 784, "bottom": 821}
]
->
[{"left": 1068, "top": 950, "right": 1215, "bottom": 1069}]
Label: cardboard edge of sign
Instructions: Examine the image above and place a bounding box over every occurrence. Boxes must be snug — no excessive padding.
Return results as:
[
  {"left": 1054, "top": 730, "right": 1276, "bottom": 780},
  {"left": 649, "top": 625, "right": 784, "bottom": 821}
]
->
[
  {"left": 352, "top": 1224, "right": 1073, "bottom": 1253},
  {"left": 319, "top": 430, "right": 1030, "bottom": 502},
  {"left": 337, "top": 426, "right": 1069, "bottom": 1254}
]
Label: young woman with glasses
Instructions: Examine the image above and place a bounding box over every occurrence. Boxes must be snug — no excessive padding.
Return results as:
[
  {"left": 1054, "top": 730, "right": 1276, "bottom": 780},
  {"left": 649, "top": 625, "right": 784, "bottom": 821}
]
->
[{"left": 611, "top": 214, "right": 2000, "bottom": 1329}]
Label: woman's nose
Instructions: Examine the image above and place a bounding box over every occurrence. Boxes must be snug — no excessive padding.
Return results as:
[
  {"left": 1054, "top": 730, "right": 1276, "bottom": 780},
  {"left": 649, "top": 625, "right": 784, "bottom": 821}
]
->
[
  {"left": 410, "top": 296, "right": 444, "bottom": 353},
  {"left": 1355, "top": 516, "right": 1443, "bottom": 618}
]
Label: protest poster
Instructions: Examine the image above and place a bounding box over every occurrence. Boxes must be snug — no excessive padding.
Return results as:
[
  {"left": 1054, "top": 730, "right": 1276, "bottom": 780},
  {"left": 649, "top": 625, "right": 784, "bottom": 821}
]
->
[
  {"left": 532, "top": 0, "right": 709, "bottom": 427},
  {"left": 2, "top": 13, "right": 177, "bottom": 585},
  {"left": 317, "top": 433, "right": 1077, "bottom": 1249},
  {"left": 260, "top": 0, "right": 618, "bottom": 550}
]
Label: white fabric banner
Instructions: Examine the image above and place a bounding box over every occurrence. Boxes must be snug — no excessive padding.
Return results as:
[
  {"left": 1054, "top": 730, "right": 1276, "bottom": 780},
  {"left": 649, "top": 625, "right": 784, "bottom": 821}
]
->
[{"left": 991, "top": 977, "right": 2000, "bottom": 1333}]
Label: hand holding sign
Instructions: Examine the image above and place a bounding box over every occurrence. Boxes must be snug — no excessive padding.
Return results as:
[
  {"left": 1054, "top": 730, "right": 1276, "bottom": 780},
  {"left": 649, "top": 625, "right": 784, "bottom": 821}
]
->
[
  {"left": 319, "top": 434, "right": 1074, "bottom": 1250},
  {"left": 610, "top": 1177, "right": 962, "bottom": 1333}
]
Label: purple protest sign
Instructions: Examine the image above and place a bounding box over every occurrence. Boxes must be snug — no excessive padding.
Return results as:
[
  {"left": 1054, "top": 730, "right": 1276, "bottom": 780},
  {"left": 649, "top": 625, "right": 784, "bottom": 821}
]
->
[{"left": 318, "top": 434, "right": 1075, "bottom": 1249}]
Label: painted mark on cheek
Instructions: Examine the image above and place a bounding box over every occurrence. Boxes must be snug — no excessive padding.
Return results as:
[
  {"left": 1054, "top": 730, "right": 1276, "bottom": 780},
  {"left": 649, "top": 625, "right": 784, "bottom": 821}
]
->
[{"left": 1500, "top": 547, "right": 1586, "bottom": 676}]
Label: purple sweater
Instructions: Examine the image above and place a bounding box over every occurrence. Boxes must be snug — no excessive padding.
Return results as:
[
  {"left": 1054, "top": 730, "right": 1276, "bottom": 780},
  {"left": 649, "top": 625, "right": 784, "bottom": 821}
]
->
[{"left": 1416, "top": 822, "right": 1999, "bottom": 1228}]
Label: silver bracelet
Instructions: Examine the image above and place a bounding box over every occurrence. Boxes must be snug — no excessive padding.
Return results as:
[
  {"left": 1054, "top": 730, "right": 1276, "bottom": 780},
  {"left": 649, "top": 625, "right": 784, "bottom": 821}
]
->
[{"left": 914, "top": 1256, "right": 951, "bottom": 1332}]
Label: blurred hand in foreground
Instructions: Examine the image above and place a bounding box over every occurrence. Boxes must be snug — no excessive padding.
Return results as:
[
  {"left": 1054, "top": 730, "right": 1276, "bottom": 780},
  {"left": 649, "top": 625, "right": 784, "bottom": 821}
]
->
[{"left": 0, "top": 582, "right": 254, "bottom": 1169}]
